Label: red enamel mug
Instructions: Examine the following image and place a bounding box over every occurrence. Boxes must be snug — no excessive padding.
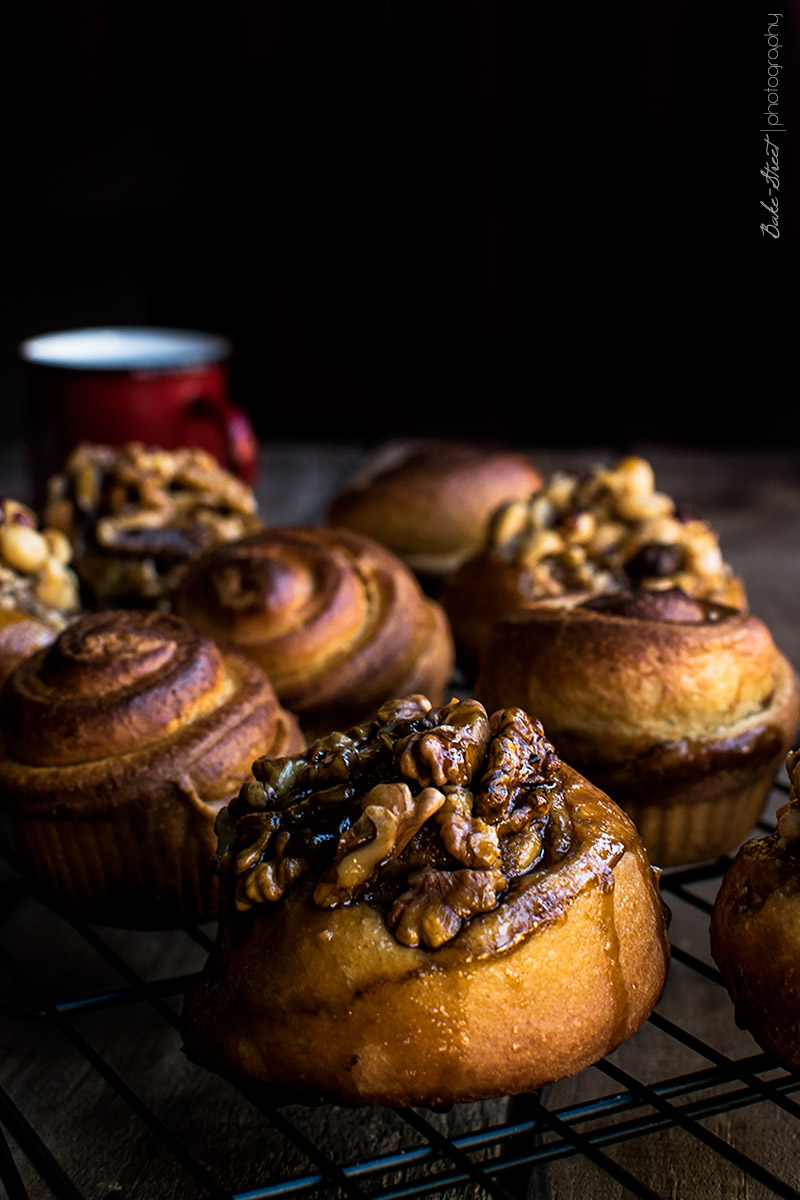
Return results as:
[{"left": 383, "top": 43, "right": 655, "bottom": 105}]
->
[{"left": 19, "top": 326, "right": 260, "bottom": 494}]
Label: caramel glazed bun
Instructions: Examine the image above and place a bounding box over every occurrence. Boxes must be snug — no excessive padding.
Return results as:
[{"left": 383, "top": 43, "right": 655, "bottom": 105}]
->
[
  {"left": 476, "top": 589, "right": 800, "bottom": 868},
  {"left": 441, "top": 455, "right": 747, "bottom": 674},
  {"left": 326, "top": 441, "right": 542, "bottom": 582},
  {"left": 182, "top": 696, "right": 670, "bottom": 1108},
  {"left": 0, "top": 610, "right": 303, "bottom": 927},
  {"left": 710, "top": 748, "right": 800, "bottom": 1073},
  {"left": 172, "top": 526, "right": 455, "bottom": 740}
]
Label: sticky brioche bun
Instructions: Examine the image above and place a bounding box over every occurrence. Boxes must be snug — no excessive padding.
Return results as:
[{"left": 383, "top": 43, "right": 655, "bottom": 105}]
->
[
  {"left": 442, "top": 456, "right": 747, "bottom": 674},
  {"left": 0, "top": 608, "right": 303, "bottom": 926},
  {"left": 327, "top": 441, "right": 542, "bottom": 585},
  {"left": 182, "top": 696, "right": 669, "bottom": 1107},
  {"left": 475, "top": 589, "right": 800, "bottom": 866},
  {"left": 172, "top": 526, "right": 455, "bottom": 739}
]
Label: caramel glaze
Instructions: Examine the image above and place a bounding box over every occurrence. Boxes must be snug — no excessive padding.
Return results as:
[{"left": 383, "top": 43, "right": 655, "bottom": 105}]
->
[
  {"left": 183, "top": 763, "right": 669, "bottom": 1106},
  {"left": 223, "top": 766, "right": 645, "bottom": 957},
  {"left": 456, "top": 768, "right": 647, "bottom": 957}
]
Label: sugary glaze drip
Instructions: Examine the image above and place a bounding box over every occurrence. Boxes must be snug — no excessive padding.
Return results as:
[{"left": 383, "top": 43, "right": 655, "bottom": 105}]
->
[{"left": 217, "top": 696, "right": 638, "bottom": 951}]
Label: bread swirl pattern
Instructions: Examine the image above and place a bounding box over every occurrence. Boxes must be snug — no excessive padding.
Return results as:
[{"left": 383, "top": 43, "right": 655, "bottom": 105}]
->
[
  {"left": 182, "top": 696, "right": 669, "bottom": 1107},
  {"left": 0, "top": 610, "right": 303, "bottom": 925},
  {"left": 173, "top": 527, "right": 455, "bottom": 737}
]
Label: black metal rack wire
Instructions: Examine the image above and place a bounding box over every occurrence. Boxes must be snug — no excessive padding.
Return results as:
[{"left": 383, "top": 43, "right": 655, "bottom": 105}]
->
[{"left": 1, "top": 773, "right": 798, "bottom": 1200}]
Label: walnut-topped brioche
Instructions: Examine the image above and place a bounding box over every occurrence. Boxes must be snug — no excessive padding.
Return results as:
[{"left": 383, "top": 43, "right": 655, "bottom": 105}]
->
[
  {"left": 43, "top": 441, "right": 262, "bottom": 607},
  {"left": 0, "top": 609, "right": 303, "bottom": 926},
  {"left": 442, "top": 456, "right": 746, "bottom": 671},
  {"left": 182, "top": 696, "right": 669, "bottom": 1106},
  {"left": 0, "top": 498, "right": 81, "bottom": 683},
  {"left": 711, "top": 751, "right": 800, "bottom": 1073},
  {"left": 327, "top": 441, "right": 542, "bottom": 584},
  {"left": 476, "top": 589, "right": 800, "bottom": 866},
  {"left": 222, "top": 697, "right": 560, "bottom": 944},
  {"left": 172, "top": 526, "right": 455, "bottom": 739}
]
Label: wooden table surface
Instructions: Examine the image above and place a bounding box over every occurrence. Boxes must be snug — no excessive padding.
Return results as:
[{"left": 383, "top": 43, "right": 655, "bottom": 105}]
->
[{"left": 1, "top": 441, "right": 799, "bottom": 1200}]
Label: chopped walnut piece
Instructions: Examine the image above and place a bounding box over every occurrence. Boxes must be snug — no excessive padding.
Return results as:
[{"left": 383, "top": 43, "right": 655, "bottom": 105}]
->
[
  {"left": 485, "top": 457, "right": 740, "bottom": 605},
  {"left": 396, "top": 698, "right": 491, "bottom": 788},
  {"left": 229, "top": 813, "right": 309, "bottom": 911},
  {"left": 43, "top": 442, "right": 261, "bottom": 604},
  {"left": 475, "top": 708, "right": 558, "bottom": 826},
  {"left": 222, "top": 695, "right": 575, "bottom": 947},
  {"left": 251, "top": 732, "right": 364, "bottom": 809},
  {"left": 501, "top": 825, "right": 544, "bottom": 876},
  {"left": 388, "top": 866, "right": 507, "bottom": 948},
  {"left": 0, "top": 498, "right": 80, "bottom": 624},
  {"left": 234, "top": 830, "right": 309, "bottom": 911},
  {"left": 435, "top": 787, "right": 500, "bottom": 869},
  {"left": 314, "top": 783, "right": 445, "bottom": 907}
]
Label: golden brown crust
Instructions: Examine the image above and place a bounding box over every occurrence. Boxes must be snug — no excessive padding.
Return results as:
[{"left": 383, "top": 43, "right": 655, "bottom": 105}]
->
[
  {"left": 475, "top": 594, "right": 800, "bottom": 866},
  {"left": 173, "top": 527, "right": 455, "bottom": 738},
  {"left": 327, "top": 442, "right": 542, "bottom": 579},
  {"left": 181, "top": 700, "right": 669, "bottom": 1107},
  {"left": 441, "top": 456, "right": 747, "bottom": 672},
  {"left": 710, "top": 753, "right": 800, "bottom": 1071},
  {"left": 0, "top": 610, "right": 304, "bottom": 926}
]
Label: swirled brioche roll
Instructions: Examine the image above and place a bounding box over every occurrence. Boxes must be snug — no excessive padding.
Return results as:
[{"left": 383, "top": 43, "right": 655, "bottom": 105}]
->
[
  {"left": 327, "top": 442, "right": 542, "bottom": 586},
  {"left": 182, "top": 696, "right": 669, "bottom": 1107},
  {"left": 476, "top": 589, "right": 800, "bottom": 867},
  {"left": 43, "top": 442, "right": 262, "bottom": 608},
  {"left": 0, "top": 610, "right": 303, "bottom": 926},
  {"left": 172, "top": 527, "right": 455, "bottom": 739},
  {"left": 710, "top": 750, "right": 800, "bottom": 1071},
  {"left": 0, "top": 498, "right": 81, "bottom": 684},
  {"left": 442, "top": 456, "right": 747, "bottom": 673}
]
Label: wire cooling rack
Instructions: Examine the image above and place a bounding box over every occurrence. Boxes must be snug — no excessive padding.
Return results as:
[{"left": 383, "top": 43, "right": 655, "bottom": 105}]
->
[{"left": 1, "top": 773, "right": 798, "bottom": 1200}]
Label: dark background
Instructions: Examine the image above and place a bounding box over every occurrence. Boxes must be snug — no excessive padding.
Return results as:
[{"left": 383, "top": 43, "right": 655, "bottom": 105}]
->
[{"left": 0, "top": 0, "right": 796, "bottom": 452}]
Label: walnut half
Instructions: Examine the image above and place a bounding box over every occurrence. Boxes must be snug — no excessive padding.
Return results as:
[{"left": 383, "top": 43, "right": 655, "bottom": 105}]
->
[
  {"left": 314, "top": 783, "right": 445, "bottom": 907},
  {"left": 387, "top": 866, "right": 508, "bottom": 948},
  {"left": 223, "top": 695, "right": 575, "bottom": 948}
]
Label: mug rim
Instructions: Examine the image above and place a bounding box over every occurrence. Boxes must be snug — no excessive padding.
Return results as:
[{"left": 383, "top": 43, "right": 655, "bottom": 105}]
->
[{"left": 19, "top": 326, "right": 232, "bottom": 372}]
